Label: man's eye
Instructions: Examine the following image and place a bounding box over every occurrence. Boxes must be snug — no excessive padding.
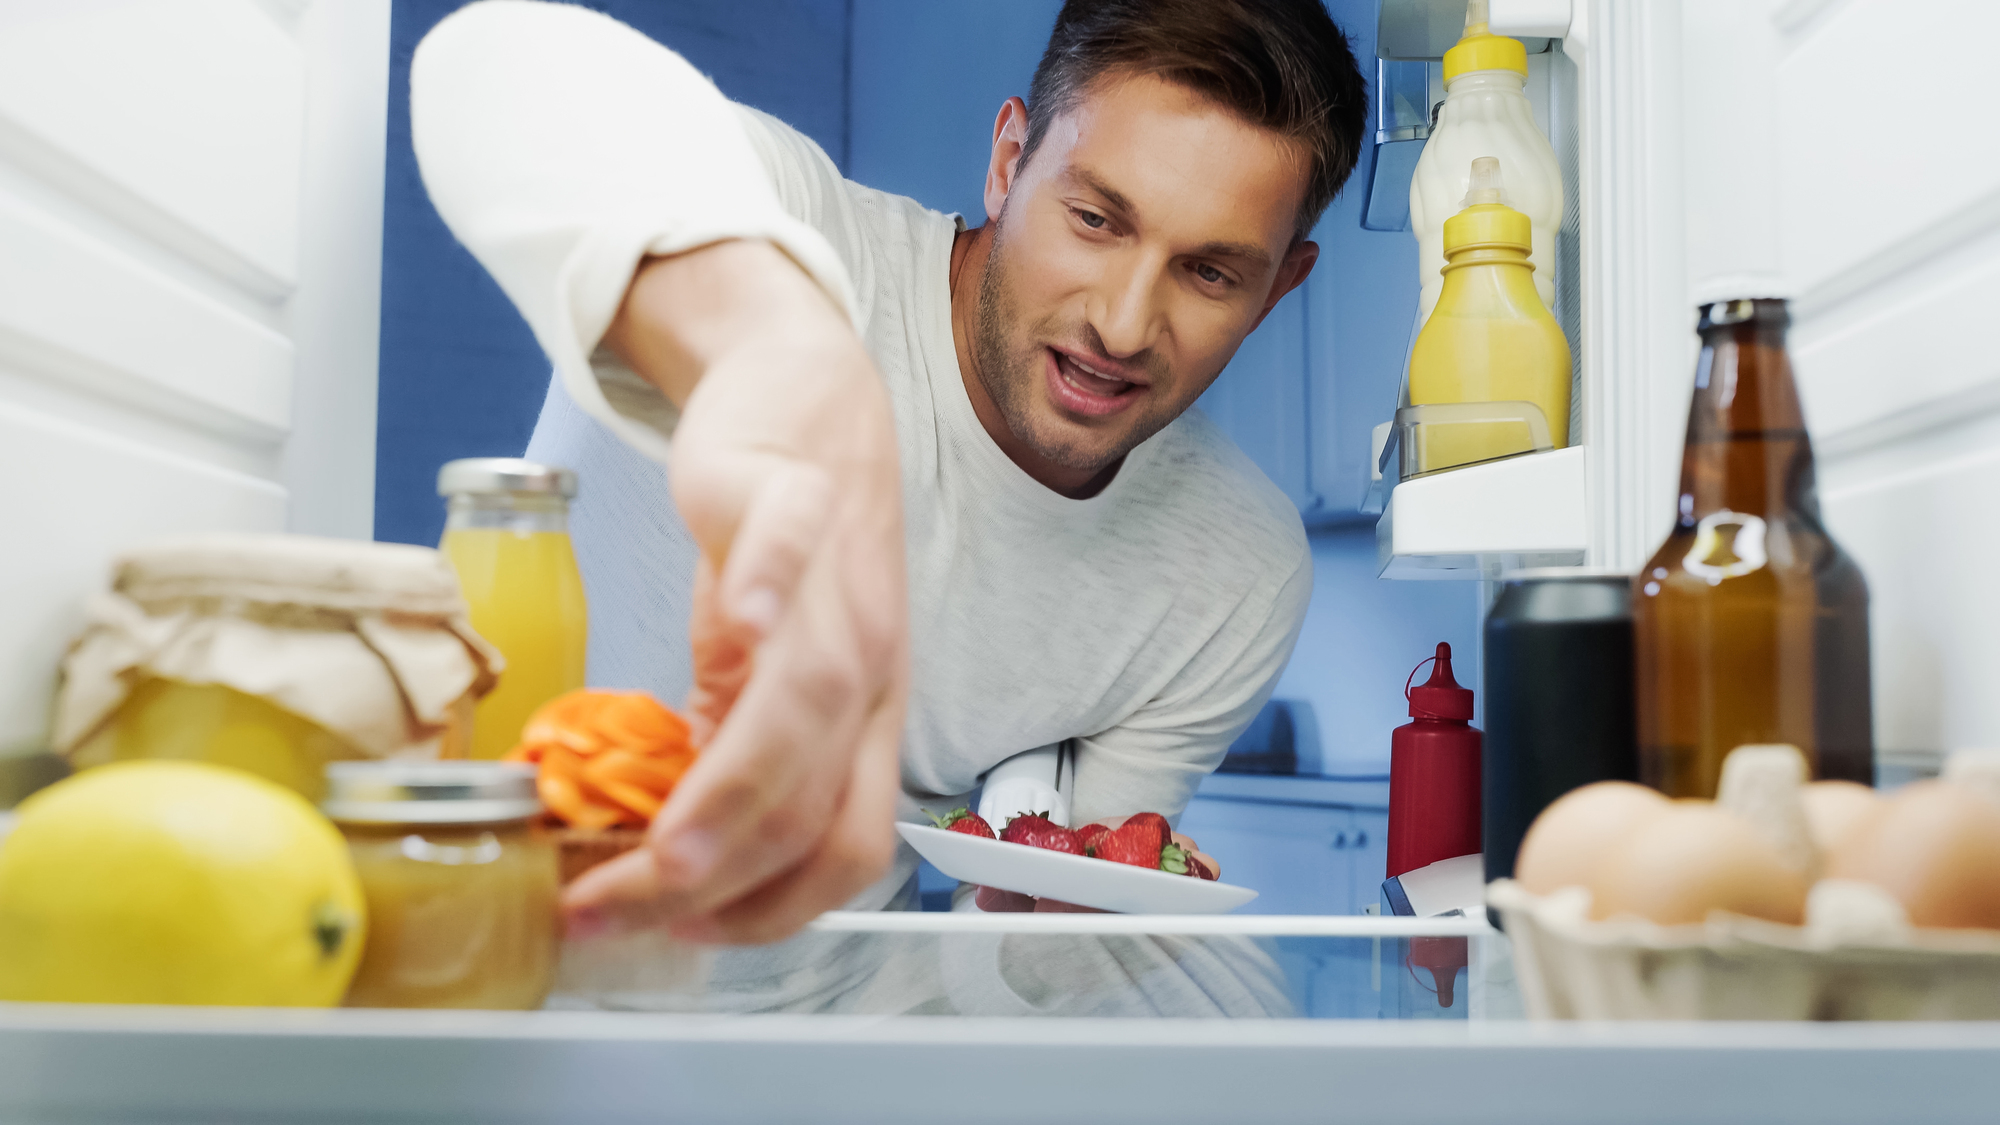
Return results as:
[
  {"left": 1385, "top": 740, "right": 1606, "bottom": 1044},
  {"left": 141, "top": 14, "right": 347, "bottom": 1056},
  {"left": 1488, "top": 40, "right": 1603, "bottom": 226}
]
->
[
  {"left": 1195, "top": 263, "right": 1226, "bottom": 284},
  {"left": 1075, "top": 209, "right": 1107, "bottom": 230}
]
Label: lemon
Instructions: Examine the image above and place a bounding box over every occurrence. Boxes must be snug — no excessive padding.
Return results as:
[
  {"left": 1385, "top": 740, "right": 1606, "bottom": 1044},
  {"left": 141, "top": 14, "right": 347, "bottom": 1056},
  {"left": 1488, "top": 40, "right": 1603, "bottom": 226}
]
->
[{"left": 0, "top": 760, "right": 366, "bottom": 1006}]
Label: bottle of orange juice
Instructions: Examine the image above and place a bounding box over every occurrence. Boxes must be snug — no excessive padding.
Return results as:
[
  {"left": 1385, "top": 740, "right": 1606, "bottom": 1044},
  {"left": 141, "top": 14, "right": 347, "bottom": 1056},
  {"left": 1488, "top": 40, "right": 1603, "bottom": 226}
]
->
[
  {"left": 437, "top": 459, "right": 588, "bottom": 759},
  {"left": 1406, "top": 156, "right": 1572, "bottom": 474}
]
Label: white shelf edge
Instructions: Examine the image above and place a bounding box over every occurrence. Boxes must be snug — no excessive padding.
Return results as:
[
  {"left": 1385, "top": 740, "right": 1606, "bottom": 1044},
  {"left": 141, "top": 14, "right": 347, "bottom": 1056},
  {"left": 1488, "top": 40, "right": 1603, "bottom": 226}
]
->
[{"left": 1376, "top": 446, "right": 1587, "bottom": 580}]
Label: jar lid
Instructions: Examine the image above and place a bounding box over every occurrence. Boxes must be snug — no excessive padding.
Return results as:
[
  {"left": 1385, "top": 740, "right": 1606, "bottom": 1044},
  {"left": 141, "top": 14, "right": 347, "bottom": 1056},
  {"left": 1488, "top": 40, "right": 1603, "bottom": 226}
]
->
[
  {"left": 437, "top": 458, "right": 578, "bottom": 499},
  {"left": 321, "top": 760, "right": 542, "bottom": 825}
]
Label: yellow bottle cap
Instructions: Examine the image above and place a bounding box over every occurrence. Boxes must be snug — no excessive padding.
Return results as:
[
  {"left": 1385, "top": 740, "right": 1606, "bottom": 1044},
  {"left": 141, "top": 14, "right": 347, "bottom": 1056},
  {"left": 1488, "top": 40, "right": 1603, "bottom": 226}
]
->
[
  {"left": 1443, "top": 156, "right": 1532, "bottom": 253},
  {"left": 1443, "top": 0, "right": 1528, "bottom": 83}
]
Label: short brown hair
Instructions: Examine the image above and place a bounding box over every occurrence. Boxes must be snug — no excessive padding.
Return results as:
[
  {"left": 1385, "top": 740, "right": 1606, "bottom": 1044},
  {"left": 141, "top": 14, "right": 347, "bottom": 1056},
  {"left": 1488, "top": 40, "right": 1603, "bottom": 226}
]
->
[{"left": 1022, "top": 0, "right": 1366, "bottom": 239}]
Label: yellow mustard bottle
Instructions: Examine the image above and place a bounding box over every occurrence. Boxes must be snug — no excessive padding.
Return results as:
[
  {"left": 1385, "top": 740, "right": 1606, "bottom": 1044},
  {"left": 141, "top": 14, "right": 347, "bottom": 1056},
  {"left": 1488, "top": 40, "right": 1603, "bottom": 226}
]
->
[
  {"left": 1407, "top": 157, "right": 1572, "bottom": 474},
  {"left": 437, "top": 459, "right": 588, "bottom": 759}
]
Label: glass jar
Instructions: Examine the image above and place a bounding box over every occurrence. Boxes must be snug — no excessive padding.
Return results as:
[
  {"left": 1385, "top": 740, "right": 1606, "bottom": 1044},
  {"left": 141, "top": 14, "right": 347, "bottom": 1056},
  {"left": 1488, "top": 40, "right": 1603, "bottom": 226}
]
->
[
  {"left": 324, "top": 761, "right": 559, "bottom": 1010},
  {"left": 55, "top": 534, "right": 498, "bottom": 799},
  {"left": 73, "top": 679, "right": 357, "bottom": 801},
  {"left": 437, "top": 459, "right": 589, "bottom": 759}
]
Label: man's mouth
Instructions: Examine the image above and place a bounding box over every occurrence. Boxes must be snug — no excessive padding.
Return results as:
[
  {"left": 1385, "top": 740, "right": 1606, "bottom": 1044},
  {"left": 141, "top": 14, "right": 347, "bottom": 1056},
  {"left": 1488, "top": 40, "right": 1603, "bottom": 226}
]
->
[{"left": 1045, "top": 347, "right": 1144, "bottom": 417}]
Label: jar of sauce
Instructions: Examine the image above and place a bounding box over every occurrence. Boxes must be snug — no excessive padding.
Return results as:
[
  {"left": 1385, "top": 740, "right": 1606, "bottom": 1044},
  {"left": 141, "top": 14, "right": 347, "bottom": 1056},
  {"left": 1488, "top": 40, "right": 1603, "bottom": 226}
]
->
[
  {"left": 323, "top": 761, "right": 558, "bottom": 1009},
  {"left": 437, "top": 459, "right": 589, "bottom": 759}
]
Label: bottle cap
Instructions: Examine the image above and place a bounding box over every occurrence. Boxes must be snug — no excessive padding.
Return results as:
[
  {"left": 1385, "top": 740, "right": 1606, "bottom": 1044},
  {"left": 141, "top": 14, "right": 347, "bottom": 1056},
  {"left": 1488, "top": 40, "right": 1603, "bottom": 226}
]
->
[
  {"left": 1406, "top": 642, "right": 1475, "bottom": 720},
  {"left": 1442, "top": 158, "right": 1532, "bottom": 255},
  {"left": 437, "top": 457, "right": 578, "bottom": 499},
  {"left": 1443, "top": 0, "right": 1528, "bottom": 83}
]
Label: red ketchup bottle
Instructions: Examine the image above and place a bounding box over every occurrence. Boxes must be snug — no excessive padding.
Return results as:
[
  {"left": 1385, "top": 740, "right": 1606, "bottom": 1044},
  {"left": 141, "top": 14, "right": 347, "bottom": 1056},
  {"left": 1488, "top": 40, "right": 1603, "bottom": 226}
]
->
[
  {"left": 1388, "top": 642, "right": 1481, "bottom": 1009},
  {"left": 1388, "top": 642, "right": 1482, "bottom": 877}
]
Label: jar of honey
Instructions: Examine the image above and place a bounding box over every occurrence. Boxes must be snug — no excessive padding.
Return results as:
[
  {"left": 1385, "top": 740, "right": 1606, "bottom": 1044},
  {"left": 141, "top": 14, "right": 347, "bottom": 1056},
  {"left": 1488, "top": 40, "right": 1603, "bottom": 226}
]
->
[
  {"left": 54, "top": 534, "right": 500, "bottom": 799},
  {"left": 323, "top": 761, "right": 558, "bottom": 1010}
]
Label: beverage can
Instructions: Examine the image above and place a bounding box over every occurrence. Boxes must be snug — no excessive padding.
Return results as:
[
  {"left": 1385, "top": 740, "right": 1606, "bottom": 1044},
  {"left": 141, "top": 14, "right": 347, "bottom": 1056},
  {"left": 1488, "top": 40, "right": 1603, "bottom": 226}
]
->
[{"left": 1481, "top": 569, "right": 1638, "bottom": 890}]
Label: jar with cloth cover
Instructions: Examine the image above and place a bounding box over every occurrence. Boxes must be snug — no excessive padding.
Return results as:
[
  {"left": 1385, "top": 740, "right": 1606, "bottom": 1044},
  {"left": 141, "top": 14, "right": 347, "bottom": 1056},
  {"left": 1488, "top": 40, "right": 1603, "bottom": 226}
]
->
[{"left": 52, "top": 534, "right": 502, "bottom": 798}]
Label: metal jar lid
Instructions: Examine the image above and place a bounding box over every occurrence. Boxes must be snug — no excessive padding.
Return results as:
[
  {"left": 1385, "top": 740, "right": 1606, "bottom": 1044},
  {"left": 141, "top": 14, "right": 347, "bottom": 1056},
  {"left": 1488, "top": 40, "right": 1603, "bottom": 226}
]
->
[
  {"left": 437, "top": 458, "right": 578, "bottom": 499},
  {"left": 321, "top": 760, "right": 541, "bottom": 825}
]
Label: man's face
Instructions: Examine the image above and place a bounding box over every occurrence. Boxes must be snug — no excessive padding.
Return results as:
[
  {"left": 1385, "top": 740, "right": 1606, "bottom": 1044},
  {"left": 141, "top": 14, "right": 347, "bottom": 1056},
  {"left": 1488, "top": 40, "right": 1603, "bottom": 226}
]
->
[{"left": 969, "top": 73, "right": 1318, "bottom": 480}]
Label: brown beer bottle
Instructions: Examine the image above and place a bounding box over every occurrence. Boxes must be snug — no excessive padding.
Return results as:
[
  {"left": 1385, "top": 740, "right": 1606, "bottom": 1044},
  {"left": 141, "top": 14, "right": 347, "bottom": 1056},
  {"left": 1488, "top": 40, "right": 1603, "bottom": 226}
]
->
[{"left": 1634, "top": 298, "right": 1873, "bottom": 797}]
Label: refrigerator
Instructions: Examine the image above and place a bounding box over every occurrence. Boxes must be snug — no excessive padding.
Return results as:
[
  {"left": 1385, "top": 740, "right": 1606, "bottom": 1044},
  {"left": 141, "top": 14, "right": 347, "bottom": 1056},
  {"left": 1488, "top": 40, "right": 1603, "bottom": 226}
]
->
[{"left": 1, "top": 1, "right": 1998, "bottom": 1120}]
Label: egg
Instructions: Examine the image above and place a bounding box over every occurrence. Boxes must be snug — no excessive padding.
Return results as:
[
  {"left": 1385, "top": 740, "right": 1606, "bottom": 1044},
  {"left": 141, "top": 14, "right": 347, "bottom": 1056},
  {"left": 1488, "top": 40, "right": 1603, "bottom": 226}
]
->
[
  {"left": 1799, "top": 780, "right": 1881, "bottom": 855},
  {"left": 1515, "top": 781, "right": 1670, "bottom": 894},
  {"left": 1825, "top": 780, "right": 2000, "bottom": 930},
  {"left": 1589, "top": 803, "right": 1808, "bottom": 925}
]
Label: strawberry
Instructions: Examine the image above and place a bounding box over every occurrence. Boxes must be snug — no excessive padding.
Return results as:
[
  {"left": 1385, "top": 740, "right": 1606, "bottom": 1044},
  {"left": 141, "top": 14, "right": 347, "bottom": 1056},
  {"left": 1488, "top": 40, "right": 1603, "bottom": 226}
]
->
[
  {"left": 1076, "top": 822, "right": 1113, "bottom": 856},
  {"left": 1123, "top": 812, "right": 1170, "bottom": 853},
  {"left": 924, "top": 807, "right": 995, "bottom": 839},
  {"left": 1093, "top": 822, "right": 1161, "bottom": 868},
  {"left": 1020, "top": 823, "right": 1084, "bottom": 854},
  {"left": 1160, "top": 842, "right": 1215, "bottom": 878},
  {"left": 999, "top": 811, "right": 1055, "bottom": 845}
]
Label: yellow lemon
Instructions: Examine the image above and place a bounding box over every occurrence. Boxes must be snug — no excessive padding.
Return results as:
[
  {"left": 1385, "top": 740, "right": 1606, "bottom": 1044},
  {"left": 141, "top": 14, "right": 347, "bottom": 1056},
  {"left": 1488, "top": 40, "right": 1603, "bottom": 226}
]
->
[{"left": 0, "top": 760, "right": 365, "bottom": 1006}]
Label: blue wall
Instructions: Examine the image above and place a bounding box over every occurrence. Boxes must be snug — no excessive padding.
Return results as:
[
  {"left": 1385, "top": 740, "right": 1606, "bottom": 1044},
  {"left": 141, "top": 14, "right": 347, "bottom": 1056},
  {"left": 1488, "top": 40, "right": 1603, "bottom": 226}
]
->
[
  {"left": 847, "top": 0, "right": 1062, "bottom": 221},
  {"left": 376, "top": 0, "right": 851, "bottom": 547}
]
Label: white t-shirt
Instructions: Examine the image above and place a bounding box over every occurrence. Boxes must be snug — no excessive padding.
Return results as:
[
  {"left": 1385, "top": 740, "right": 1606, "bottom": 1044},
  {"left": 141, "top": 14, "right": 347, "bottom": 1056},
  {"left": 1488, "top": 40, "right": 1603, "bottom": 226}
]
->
[{"left": 412, "top": 2, "right": 1312, "bottom": 904}]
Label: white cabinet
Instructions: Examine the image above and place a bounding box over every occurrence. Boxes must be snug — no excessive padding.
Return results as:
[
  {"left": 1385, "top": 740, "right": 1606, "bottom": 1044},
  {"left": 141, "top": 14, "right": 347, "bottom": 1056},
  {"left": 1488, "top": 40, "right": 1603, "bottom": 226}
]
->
[{"left": 1178, "top": 774, "right": 1389, "bottom": 915}]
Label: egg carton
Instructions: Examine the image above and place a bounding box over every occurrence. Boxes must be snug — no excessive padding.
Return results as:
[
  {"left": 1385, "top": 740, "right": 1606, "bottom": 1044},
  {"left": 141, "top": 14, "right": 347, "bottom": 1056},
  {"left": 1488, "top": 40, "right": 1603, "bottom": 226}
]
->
[{"left": 1490, "top": 878, "right": 2000, "bottom": 1020}]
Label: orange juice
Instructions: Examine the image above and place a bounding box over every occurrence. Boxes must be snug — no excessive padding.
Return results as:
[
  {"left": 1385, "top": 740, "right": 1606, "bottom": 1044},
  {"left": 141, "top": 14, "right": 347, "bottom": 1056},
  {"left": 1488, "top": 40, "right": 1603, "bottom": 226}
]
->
[
  {"left": 436, "top": 459, "right": 588, "bottom": 760},
  {"left": 442, "top": 527, "right": 588, "bottom": 759}
]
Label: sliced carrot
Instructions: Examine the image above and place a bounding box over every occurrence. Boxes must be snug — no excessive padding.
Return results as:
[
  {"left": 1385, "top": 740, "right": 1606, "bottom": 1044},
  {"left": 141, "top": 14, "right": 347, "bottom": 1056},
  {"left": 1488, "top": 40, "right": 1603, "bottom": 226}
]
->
[
  {"left": 586, "top": 748, "right": 686, "bottom": 794},
  {"left": 508, "top": 689, "right": 699, "bottom": 828}
]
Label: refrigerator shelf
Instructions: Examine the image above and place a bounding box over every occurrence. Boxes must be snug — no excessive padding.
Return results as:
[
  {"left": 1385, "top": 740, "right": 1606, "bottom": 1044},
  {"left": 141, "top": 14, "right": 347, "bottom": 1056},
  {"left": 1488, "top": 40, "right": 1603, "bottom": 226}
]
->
[{"left": 1376, "top": 445, "right": 1586, "bottom": 579}]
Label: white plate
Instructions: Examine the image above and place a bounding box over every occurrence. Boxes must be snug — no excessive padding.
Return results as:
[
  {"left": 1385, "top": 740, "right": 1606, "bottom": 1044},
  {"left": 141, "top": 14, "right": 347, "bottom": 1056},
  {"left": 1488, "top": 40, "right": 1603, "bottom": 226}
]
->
[{"left": 897, "top": 823, "right": 1259, "bottom": 915}]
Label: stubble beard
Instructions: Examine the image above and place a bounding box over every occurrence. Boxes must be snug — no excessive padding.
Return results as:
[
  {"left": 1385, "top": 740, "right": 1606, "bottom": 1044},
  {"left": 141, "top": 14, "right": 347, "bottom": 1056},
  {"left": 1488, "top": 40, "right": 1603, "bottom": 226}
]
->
[{"left": 970, "top": 218, "right": 1177, "bottom": 476}]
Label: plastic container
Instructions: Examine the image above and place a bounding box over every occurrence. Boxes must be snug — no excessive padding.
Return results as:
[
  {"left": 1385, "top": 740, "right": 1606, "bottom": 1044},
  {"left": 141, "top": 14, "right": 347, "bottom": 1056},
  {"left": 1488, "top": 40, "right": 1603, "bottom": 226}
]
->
[
  {"left": 1410, "top": 0, "right": 1563, "bottom": 324},
  {"left": 1407, "top": 156, "right": 1572, "bottom": 470},
  {"left": 438, "top": 459, "right": 589, "bottom": 760},
  {"left": 325, "top": 760, "right": 559, "bottom": 1010}
]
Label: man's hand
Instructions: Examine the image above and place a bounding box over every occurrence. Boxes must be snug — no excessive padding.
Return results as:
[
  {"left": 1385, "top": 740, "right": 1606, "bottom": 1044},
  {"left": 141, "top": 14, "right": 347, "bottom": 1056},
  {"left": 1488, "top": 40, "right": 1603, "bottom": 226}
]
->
[{"left": 562, "top": 240, "right": 908, "bottom": 944}]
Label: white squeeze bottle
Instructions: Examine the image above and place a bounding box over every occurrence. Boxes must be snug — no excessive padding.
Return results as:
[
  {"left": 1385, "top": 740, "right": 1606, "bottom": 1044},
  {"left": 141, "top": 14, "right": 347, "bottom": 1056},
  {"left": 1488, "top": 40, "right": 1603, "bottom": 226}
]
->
[{"left": 1410, "top": 0, "right": 1562, "bottom": 324}]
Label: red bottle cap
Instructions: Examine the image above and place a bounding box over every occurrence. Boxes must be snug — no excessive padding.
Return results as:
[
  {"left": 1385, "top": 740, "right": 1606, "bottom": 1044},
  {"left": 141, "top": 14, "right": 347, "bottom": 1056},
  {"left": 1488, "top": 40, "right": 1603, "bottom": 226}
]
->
[{"left": 1406, "top": 642, "right": 1474, "bottom": 720}]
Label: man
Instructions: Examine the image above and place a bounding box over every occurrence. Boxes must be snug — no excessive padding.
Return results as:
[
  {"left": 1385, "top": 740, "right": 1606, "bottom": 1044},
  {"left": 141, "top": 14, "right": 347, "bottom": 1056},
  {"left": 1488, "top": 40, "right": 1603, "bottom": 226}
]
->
[{"left": 413, "top": 0, "right": 1365, "bottom": 945}]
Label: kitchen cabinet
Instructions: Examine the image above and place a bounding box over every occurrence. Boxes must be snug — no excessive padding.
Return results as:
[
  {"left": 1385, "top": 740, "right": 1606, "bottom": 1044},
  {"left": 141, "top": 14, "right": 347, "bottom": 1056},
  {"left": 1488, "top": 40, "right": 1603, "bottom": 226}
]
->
[{"left": 1178, "top": 773, "right": 1389, "bottom": 915}]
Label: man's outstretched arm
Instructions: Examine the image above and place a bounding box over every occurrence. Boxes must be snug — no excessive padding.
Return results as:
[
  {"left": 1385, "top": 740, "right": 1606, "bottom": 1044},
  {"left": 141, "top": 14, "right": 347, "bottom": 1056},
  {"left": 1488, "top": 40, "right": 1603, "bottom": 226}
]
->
[{"left": 411, "top": 1, "right": 906, "bottom": 943}]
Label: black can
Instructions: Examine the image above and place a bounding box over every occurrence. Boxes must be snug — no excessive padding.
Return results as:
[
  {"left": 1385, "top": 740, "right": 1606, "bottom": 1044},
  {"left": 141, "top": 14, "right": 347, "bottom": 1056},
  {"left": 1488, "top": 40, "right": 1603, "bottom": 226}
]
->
[{"left": 1482, "top": 570, "right": 1638, "bottom": 890}]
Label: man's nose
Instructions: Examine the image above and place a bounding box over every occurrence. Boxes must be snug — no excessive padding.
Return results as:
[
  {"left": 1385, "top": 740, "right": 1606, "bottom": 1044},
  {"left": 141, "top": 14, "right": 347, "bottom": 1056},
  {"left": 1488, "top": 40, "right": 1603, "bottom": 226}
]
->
[{"left": 1087, "top": 249, "right": 1167, "bottom": 359}]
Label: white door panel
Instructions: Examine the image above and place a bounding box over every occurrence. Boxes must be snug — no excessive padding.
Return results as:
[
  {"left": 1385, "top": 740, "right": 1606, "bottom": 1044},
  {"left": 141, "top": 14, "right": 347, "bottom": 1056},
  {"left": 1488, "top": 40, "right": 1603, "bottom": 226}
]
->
[
  {"left": 0, "top": 194, "right": 293, "bottom": 439},
  {"left": 1777, "top": 0, "right": 2000, "bottom": 310},
  {"left": 1823, "top": 430, "right": 2000, "bottom": 757},
  {"left": 0, "top": 401, "right": 286, "bottom": 752},
  {"left": 0, "top": 0, "right": 304, "bottom": 294},
  {"left": 0, "top": 0, "right": 386, "bottom": 756}
]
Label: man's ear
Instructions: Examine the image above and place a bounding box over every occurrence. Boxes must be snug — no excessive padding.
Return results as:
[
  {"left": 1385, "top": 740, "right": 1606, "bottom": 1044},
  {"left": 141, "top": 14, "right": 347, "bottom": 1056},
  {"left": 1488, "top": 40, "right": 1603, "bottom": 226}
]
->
[
  {"left": 1247, "top": 240, "right": 1320, "bottom": 333},
  {"left": 984, "top": 97, "right": 1030, "bottom": 223}
]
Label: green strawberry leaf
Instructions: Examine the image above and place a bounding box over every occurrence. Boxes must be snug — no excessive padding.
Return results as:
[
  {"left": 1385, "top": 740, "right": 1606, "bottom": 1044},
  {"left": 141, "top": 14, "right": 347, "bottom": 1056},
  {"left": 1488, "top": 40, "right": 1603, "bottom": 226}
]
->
[
  {"left": 1159, "top": 842, "right": 1189, "bottom": 875},
  {"left": 924, "top": 806, "right": 973, "bottom": 829}
]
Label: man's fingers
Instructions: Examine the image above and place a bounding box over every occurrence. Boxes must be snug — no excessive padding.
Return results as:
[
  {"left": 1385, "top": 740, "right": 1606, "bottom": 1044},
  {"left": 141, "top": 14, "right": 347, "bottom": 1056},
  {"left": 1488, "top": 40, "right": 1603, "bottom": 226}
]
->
[
  {"left": 715, "top": 461, "right": 835, "bottom": 637},
  {"left": 680, "top": 697, "right": 903, "bottom": 944},
  {"left": 641, "top": 579, "right": 880, "bottom": 917},
  {"left": 559, "top": 843, "right": 671, "bottom": 938}
]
